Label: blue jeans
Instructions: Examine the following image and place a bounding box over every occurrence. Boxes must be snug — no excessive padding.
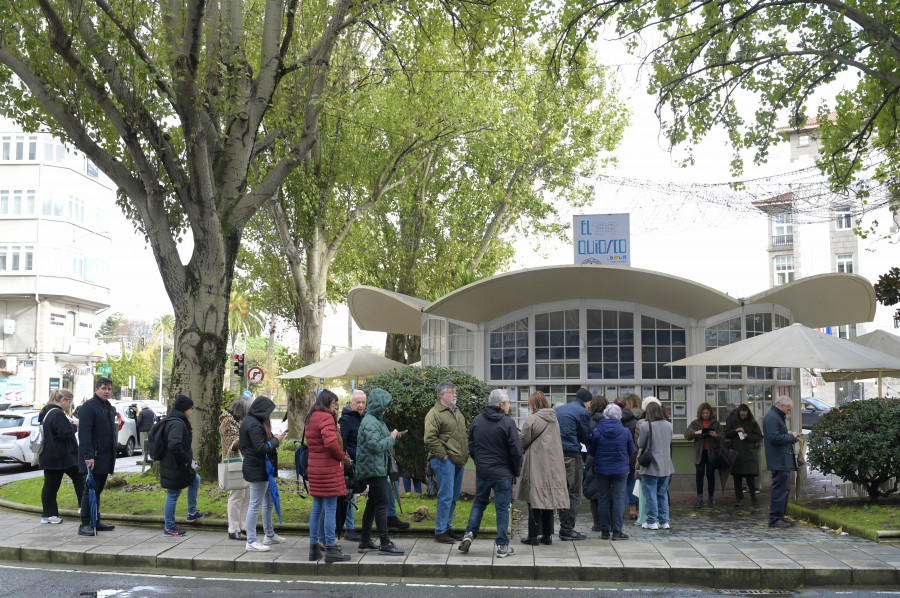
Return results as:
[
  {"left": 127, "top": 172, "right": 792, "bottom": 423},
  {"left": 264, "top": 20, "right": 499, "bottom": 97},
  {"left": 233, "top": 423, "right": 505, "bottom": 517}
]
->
[
  {"left": 245, "top": 480, "right": 274, "bottom": 543},
  {"left": 387, "top": 478, "right": 398, "bottom": 518},
  {"left": 769, "top": 470, "right": 791, "bottom": 524},
  {"left": 626, "top": 470, "right": 637, "bottom": 507},
  {"left": 597, "top": 473, "right": 627, "bottom": 533},
  {"left": 402, "top": 477, "right": 422, "bottom": 493},
  {"left": 465, "top": 476, "right": 512, "bottom": 546},
  {"left": 430, "top": 457, "right": 464, "bottom": 534},
  {"left": 309, "top": 495, "right": 338, "bottom": 546},
  {"left": 641, "top": 475, "right": 670, "bottom": 525},
  {"left": 164, "top": 473, "right": 200, "bottom": 530}
]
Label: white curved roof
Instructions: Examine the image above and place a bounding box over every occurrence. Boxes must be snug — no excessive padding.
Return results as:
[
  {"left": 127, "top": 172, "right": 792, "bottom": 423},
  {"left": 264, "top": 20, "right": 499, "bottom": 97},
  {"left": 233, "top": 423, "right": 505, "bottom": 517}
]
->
[{"left": 348, "top": 266, "right": 876, "bottom": 333}]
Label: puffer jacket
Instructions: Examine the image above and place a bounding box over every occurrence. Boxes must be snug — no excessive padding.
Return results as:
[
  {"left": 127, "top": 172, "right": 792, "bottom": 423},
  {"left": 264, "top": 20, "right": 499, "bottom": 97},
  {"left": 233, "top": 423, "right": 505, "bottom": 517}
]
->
[
  {"left": 219, "top": 410, "right": 242, "bottom": 460},
  {"left": 355, "top": 389, "right": 395, "bottom": 480},
  {"left": 763, "top": 406, "right": 797, "bottom": 472},
  {"left": 467, "top": 405, "right": 522, "bottom": 479},
  {"left": 306, "top": 407, "right": 346, "bottom": 497},
  {"left": 160, "top": 409, "right": 195, "bottom": 490},
  {"left": 38, "top": 404, "right": 78, "bottom": 471},
  {"left": 239, "top": 397, "right": 280, "bottom": 483},
  {"left": 424, "top": 400, "right": 469, "bottom": 466},
  {"left": 77, "top": 395, "right": 118, "bottom": 475},
  {"left": 590, "top": 418, "right": 635, "bottom": 476}
]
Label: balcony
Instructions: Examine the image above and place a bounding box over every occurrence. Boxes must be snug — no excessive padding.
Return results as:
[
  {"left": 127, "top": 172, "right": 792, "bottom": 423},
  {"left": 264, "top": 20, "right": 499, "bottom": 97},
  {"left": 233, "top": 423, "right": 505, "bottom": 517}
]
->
[{"left": 772, "top": 234, "right": 793, "bottom": 247}]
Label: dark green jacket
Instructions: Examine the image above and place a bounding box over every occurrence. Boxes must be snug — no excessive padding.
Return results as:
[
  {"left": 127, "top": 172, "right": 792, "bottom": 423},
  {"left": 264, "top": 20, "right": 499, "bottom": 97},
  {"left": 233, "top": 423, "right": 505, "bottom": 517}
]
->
[
  {"left": 355, "top": 389, "right": 395, "bottom": 480},
  {"left": 424, "top": 400, "right": 469, "bottom": 466}
]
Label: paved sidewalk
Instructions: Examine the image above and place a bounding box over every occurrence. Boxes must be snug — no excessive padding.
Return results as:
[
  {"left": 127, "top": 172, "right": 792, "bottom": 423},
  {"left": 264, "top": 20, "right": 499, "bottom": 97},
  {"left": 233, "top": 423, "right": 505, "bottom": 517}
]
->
[{"left": 1, "top": 505, "right": 898, "bottom": 589}]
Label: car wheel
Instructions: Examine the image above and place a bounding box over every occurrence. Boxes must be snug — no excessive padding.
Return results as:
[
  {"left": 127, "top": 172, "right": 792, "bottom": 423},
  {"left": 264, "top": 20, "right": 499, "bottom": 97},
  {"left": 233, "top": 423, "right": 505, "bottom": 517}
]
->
[{"left": 124, "top": 437, "right": 135, "bottom": 457}]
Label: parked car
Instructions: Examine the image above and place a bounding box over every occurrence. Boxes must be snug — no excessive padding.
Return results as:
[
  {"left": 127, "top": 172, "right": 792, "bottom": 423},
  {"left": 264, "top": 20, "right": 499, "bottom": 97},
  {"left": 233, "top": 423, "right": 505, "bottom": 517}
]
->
[
  {"left": 73, "top": 400, "right": 140, "bottom": 457},
  {"left": 0, "top": 409, "right": 40, "bottom": 466},
  {"left": 139, "top": 399, "right": 167, "bottom": 419},
  {"left": 801, "top": 396, "right": 833, "bottom": 430}
]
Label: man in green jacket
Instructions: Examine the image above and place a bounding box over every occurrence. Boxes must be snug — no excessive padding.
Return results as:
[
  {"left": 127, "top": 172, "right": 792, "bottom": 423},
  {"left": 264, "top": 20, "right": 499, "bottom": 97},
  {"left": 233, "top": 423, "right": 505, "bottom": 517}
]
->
[{"left": 424, "top": 381, "right": 469, "bottom": 543}]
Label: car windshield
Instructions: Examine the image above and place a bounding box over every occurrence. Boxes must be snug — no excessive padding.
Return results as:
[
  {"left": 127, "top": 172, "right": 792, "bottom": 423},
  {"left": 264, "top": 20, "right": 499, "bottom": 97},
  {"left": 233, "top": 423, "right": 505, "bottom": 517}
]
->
[
  {"left": 803, "top": 397, "right": 831, "bottom": 410},
  {"left": 0, "top": 415, "right": 25, "bottom": 428}
]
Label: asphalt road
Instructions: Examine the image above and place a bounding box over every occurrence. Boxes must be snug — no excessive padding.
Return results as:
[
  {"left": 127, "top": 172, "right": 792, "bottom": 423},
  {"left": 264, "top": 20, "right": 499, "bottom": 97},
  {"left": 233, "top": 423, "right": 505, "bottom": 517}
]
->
[{"left": 0, "top": 454, "right": 147, "bottom": 483}]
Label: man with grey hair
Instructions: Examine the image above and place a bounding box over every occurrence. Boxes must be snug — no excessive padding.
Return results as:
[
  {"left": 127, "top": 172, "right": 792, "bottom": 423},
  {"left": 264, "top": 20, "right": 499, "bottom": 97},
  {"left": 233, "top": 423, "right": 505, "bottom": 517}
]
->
[
  {"left": 339, "top": 390, "right": 367, "bottom": 541},
  {"left": 458, "top": 389, "right": 522, "bottom": 557},
  {"left": 425, "top": 381, "right": 469, "bottom": 543},
  {"left": 763, "top": 396, "right": 800, "bottom": 528}
]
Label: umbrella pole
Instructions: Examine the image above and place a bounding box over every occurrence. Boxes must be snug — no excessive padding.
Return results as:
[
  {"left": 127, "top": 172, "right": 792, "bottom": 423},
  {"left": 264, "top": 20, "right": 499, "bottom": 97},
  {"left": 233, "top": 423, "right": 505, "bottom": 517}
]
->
[{"left": 878, "top": 372, "right": 883, "bottom": 397}]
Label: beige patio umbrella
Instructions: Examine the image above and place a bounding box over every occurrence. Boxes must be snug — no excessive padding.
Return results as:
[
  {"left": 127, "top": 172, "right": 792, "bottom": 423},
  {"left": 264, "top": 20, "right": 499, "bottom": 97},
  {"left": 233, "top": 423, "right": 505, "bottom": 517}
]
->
[
  {"left": 276, "top": 349, "right": 408, "bottom": 380},
  {"left": 820, "top": 329, "right": 900, "bottom": 396}
]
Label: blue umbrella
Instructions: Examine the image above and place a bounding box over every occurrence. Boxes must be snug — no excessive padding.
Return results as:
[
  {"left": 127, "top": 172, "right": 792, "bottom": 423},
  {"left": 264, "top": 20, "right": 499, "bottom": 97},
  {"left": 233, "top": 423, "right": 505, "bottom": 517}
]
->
[
  {"left": 85, "top": 469, "right": 99, "bottom": 534},
  {"left": 265, "top": 455, "right": 282, "bottom": 524}
]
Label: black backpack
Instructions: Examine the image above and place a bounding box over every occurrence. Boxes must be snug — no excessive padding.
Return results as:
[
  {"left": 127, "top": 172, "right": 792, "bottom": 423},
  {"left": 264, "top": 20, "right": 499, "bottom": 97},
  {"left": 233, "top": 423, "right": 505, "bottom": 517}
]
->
[
  {"left": 294, "top": 428, "right": 309, "bottom": 493},
  {"left": 147, "top": 417, "right": 173, "bottom": 461}
]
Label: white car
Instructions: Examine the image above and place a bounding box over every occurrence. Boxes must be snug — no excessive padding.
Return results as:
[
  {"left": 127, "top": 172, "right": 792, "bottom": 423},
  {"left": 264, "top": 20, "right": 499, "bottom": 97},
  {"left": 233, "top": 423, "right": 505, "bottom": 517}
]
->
[{"left": 0, "top": 409, "right": 40, "bottom": 467}]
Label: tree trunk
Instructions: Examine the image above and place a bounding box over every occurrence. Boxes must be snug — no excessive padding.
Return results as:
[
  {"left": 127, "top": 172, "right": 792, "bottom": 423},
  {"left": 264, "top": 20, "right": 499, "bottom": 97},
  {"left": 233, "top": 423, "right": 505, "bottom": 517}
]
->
[{"left": 385, "top": 333, "right": 421, "bottom": 364}]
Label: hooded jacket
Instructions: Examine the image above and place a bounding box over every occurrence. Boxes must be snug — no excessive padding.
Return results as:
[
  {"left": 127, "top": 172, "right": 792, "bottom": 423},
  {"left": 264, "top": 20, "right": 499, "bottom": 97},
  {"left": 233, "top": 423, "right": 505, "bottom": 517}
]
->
[
  {"left": 515, "top": 408, "right": 569, "bottom": 509},
  {"left": 467, "top": 405, "right": 523, "bottom": 480},
  {"left": 590, "top": 418, "right": 635, "bottom": 476},
  {"left": 77, "top": 394, "right": 118, "bottom": 475},
  {"left": 160, "top": 409, "right": 195, "bottom": 490},
  {"left": 355, "top": 389, "right": 395, "bottom": 480},
  {"left": 239, "top": 397, "right": 280, "bottom": 483},
  {"left": 306, "top": 407, "right": 347, "bottom": 497},
  {"left": 38, "top": 404, "right": 78, "bottom": 471},
  {"left": 338, "top": 405, "right": 363, "bottom": 461}
]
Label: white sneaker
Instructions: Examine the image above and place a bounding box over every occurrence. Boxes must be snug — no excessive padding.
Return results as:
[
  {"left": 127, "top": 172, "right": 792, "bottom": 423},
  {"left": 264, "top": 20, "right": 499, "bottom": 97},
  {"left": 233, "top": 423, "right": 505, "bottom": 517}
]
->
[
  {"left": 660, "top": 523, "right": 671, "bottom": 530},
  {"left": 262, "top": 533, "right": 286, "bottom": 545},
  {"left": 642, "top": 522, "right": 659, "bottom": 530},
  {"left": 245, "top": 540, "right": 271, "bottom": 552},
  {"left": 40, "top": 516, "right": 63, "bottom": 524}
]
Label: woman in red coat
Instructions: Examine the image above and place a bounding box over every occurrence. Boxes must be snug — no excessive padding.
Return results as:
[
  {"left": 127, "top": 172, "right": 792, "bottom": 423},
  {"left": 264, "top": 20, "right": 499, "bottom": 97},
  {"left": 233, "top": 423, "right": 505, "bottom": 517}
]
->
[{"left": 306, "top": 389, "right": 351, "bottom": 563}]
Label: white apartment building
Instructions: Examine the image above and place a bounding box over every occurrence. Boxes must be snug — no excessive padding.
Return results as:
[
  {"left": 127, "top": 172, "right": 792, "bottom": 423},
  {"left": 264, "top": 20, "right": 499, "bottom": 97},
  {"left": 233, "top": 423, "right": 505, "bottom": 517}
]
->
[
  {"left": 0, "top": 118, "right": 113, "bottom": 404},
  {"left": 754, "top": 119, "right": 900, "bottom": 404}
]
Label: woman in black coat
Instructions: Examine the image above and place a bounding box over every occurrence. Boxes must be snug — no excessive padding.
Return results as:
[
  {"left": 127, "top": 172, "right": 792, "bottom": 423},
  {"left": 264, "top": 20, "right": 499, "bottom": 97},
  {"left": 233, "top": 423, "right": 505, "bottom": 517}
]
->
[
  {"left": 724, "top": 404, "right": 763, "bottom": 507},
  {"left": 160, "top": 395, "right": 206, "bottom": 536},
  {"left": 39, "top": 390, "right": 83, "bottom": 524}
]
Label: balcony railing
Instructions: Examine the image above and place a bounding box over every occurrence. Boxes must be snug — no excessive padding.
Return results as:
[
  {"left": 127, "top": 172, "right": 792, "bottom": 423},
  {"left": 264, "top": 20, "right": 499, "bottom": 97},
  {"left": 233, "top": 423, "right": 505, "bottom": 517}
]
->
[{"left": 772, "top": 234, "right": 793, "bottom": 247}]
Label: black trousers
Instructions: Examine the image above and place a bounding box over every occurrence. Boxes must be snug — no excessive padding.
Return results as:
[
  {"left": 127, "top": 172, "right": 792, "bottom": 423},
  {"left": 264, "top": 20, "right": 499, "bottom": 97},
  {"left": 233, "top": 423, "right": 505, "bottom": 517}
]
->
[
  {"left": 733, "top": 474, "right": 757, "bottom": 500},
  {"left": 361, "top": 477, "right": 390, "bottom": 545},
  {"left": 80, "top": 472, "right": 108, "bottom": 526},
  {"left": 527, "top": 505, "right": 555, "bottom": 539},
  {"left": 42, "top": 466, "right": 84, "bottom": 517},
  {"left": 695, "top": 450, "right": 716, "bottom": 496}
]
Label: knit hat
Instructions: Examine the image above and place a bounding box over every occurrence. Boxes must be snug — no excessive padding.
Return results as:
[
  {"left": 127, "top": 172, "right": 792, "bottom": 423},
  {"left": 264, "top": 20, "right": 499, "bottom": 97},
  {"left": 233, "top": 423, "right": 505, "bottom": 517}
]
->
[
  {"left": 641, "top": 396, "right": 660, "bottom": 411},
  {"left": 575, "top": 388, "right": 593, "bottom": 403},
  {"left": 173, "top": 394, "right": 194, "bottom": 412}
]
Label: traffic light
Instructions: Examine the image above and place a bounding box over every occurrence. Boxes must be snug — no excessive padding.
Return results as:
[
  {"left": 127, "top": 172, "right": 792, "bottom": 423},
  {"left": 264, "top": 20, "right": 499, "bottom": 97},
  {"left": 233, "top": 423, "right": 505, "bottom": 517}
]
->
[{"left": 233, "top": 353, "right": 244, "bottom": 377}]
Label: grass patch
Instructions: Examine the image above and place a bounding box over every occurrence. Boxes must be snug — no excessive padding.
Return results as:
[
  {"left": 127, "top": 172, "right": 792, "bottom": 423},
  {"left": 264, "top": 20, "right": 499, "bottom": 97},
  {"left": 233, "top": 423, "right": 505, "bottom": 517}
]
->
[
  {"left": 794, "top": 495, "right": 900, "bottom": 532},
  {"left": 0, "top": 471, "right": 498, "bottom": 529}
]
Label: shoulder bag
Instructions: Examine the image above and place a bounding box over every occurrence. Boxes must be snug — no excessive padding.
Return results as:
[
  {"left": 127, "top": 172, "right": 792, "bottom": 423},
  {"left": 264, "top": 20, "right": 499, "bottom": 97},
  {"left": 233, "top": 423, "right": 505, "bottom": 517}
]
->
[
  {"left": 218, "top": 440, "right": 249, "bottom": 490},
  {"left": 637, "top": 422, "right": 654, "bottom": 467}
]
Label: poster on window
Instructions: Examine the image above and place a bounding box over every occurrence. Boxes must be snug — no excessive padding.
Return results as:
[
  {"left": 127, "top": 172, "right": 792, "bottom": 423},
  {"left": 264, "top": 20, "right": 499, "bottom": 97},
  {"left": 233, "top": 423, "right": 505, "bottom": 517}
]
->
[{"left": 573, "top": 214, "right": 630, "bottom": 266}]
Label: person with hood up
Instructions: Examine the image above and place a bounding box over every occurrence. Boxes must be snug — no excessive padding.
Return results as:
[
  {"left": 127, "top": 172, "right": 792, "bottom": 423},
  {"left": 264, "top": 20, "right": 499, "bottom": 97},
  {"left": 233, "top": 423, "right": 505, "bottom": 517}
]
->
[
  {"left": 220, "top": 394, "right": 252, "bottom": 540},
  {"left": 239, "top": 396, "right": 286, "bottom": 551},
  {"left": 38, "top": 389, "right": 83, "bottom": 524},
  {"left": 160, "top": 394, "right": 208, "bottom": 536},
  {"left": 458, "top": 389, "right": 523, "bottom": 558},
  {"left": 517, "top": 391, "right": 569, "bottom": 546},
  {"left": 590, "top": 404, "right": 636, "bottom": 540},
  {"left": 354, "top": 388, "right": 404, "bottom": 555}
]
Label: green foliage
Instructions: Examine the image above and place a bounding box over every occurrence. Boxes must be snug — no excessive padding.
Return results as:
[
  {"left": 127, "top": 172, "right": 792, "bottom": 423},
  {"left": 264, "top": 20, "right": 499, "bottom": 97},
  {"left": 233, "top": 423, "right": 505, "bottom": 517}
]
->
[
  {"left": 96, "top": 312, "right": 126, "bottom": 339},
  {"left": 360, "top": 366, "right": 492, "bottom": 481},
  {"left": 806, "top": 399, "right": 900, "bottom": 500},
  {"left": 108, "top": 350, "right": 155, "bottom": 399},
  {"left": 875, "top": 267, "right": 900, "bottom": 322}
]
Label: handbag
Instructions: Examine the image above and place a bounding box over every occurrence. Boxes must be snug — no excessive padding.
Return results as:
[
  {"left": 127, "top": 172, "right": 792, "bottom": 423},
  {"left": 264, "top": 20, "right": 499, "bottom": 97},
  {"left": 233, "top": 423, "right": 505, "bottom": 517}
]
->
[
  {"left": 637, "top": 421, "right": 654, "bottom": 467},
  {"left": 218, "top": 441, "right": 249, "bottom": 490}
]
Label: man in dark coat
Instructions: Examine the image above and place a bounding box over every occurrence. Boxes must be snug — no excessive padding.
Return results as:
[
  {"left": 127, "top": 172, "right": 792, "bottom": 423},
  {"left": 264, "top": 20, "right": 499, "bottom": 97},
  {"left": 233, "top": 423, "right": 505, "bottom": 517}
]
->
[
  {"left": 763, "top": 396, "right": 800, "bottom": 528},
  {"left": 458, "top": 389, "right": 522, "bottom": 557},
  {"left": 76, "top": 378, "right": 117, "bottom": 536},
  {"left": 135, "top": 403, "right": 156, "bottom": 454},
  {"left": 160, "top": 395, "right": 207, "bottom": 536},
  {"left": 339, "top": 390, "right": 366, "bottom": 541},
  {"left": 554, "top": 387, "right": 592, "bottom": 540}
]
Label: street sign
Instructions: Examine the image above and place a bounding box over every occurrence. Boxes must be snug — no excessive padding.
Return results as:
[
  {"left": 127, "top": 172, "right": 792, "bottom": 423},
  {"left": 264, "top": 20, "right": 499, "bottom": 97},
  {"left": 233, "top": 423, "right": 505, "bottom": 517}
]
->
[
  {"left": 98, "top": 362, "right": 111, "bottom": 376},
  {"left": 247, "top": 366, "right": 264, "bottom": 385}
]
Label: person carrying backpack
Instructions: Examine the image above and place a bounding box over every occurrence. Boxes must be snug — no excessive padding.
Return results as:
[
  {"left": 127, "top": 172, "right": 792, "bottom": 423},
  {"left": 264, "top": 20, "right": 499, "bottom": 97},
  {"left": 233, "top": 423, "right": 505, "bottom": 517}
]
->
[
  {"left": 160, "top": 395, "right": 208, "bottom": 536},
  {"left": 38, "top": 389, "right": 83, "bottom": 525}
]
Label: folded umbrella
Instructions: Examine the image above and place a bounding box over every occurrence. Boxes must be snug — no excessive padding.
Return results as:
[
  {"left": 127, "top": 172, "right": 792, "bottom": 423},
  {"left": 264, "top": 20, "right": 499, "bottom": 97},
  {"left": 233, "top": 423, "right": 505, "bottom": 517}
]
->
[
  {"left": 85, "top": 469, "right": 99, "bottom": 535},
  {"left": 265, "top": 455, "right": 282, "bottom": 524}
]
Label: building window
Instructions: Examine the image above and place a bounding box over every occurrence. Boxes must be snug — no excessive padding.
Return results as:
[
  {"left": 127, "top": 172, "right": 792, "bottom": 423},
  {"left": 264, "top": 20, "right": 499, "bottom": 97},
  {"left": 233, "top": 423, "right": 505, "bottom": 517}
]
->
[
  {"left": 448, "top": 322, "right": 474, "bottom": 374},
  {"left": 745, "top": 313, "right": 773, "bottom": 380},
  {"left": 775, "top": 255, "right": 794, "bottom": 285},
  {"left": 705, "top": 317, "right": 742, "bottom": 380},
  {"left": 0, "top": 245, "right": 33, "bottom": 272},
  {"left": 772, "top": 212, "right": 793, "bottom": 246},
  {"left": 586, "top": 309, "right": 635, "bottom": 379},
  {"left": 836, "top": 253, "right": 853, "bottom": 273},
  {"left": 797, "top": 134, "right": 810, "bottom": 147},
  {"left": 535, "top": 310, "right": 579, "bottom": 380},
  {"left": 490, "top": 317, "right": 528, "bottom": 380},
  {"left": 835, "top": 207, "right": 853, "bottom": 230},
  {"left": 421, "top": 318, "right": 446, "bottom": 367},
  {"left": 0, "top": 189, "right": 36, "bottom": 216},
  {"left": 640, "top": 315, "right": 686, "bottom": 380}
]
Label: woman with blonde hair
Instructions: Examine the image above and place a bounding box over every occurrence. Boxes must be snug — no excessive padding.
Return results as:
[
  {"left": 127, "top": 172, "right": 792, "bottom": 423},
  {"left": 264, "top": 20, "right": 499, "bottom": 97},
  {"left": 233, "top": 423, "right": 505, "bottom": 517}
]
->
[
  {"left": 517, "top": 391, "right": 569, "bottom": 545},
  {"left": 38, "top": 389, "right": 83, "bottom": 524}
]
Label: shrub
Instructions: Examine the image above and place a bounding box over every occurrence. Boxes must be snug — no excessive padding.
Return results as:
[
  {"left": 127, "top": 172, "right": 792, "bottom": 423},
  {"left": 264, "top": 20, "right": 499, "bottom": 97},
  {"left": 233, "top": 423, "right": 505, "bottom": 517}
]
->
[
  {"left": 361, "top": 365, "right": 491, "bottom": 482},
  {"left": 806, "top": 398, "right": 900, "bottom": 500}
]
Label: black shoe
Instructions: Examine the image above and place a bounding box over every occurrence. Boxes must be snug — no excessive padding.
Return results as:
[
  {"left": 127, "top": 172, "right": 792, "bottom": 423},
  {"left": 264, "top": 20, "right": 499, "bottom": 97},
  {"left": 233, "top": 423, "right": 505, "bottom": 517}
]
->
[
  {"left": 228, "top": 531, "right": 247, "bottom": 541},
  {"left": 734, "top": 500, "right": 744, "bottom": 508},
  {"left": 309, "top": 544, "right": 323, "bottom": 561},
  {"left": 539, "top": 535, "right": 553, "bottom": 545},
  {"left": 750, "top": 495, "right": 758, "bottom": 506},
  {"left": 559, "top": 530, "right": 586, "bottom": 541},
  {"left": 95, "top": 521, "right": 115, "bottom": 531},
  {"left": 379, "top": 542, "right": 404, "bottom": 555},
  {"left": 77, "top": 524, "right": 96, "bottom": 536},
  {"left": 520, "top": 537, "right": 539, "bottom": 545},
  {"left": 600, "top": 530, "right": 610, "bottom": 540},
  {"left": 387, "top": 516, "right": 410, "bottom": 530},
  {"left": 708, "top": 496, "right": 715, "bottom": 507},
  {"left": 448, "top": 530, "right": 464, "bottom": 540},
  {"left": 186, "top": 511, "right": 208, "bottom": 523},
  {"left": 591, "top": 525, "right": 602, "bottom": 532},
  {"left": 344, "top": 529, "right": 361, "bottom": 541},
  {"left": 434, "top": 531, "right": 455, "bottom": 544},
  {"left": 694, "top": 496, "right": 703, "bottom": 507},
  {"left": 324, "top": 545, "right": 351, "bottom": 563},
  {"left": 358, "top": 540, "right": 379, "bottom": 553},
  {"left": 611, "top": 531, "right": 629, "bottom": 541}
]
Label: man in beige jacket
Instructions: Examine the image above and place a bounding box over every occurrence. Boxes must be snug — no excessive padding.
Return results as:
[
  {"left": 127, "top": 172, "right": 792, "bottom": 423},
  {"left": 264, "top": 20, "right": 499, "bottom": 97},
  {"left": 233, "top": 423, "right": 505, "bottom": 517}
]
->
[{"left": 424, "top": 381, "right": 469, "bottom": 543}]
